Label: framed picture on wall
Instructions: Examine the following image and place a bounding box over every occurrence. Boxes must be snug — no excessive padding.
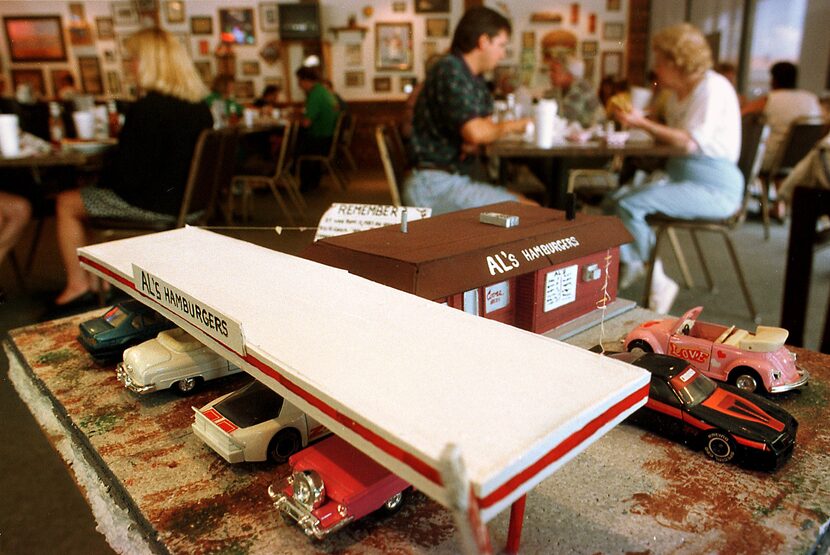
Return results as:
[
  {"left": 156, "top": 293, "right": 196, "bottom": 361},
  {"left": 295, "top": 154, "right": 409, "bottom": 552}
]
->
[
  {"left": 241, "top": 60, "right": 260, "bottom": 76},
  {"left": 345, "top": 71, "right": 364, "bottom": 88},
  {"left": 190, "top": 16, "right": 212, "bottom": 35},
  {"left": 345, "top": 43, "right": 362, "bottom": 66},
  {"left": 69, "top": 23, "right": 95, "bottom": 46},
  {"left": 375, "top": 22, "right": 413, "bottom": 71},
  {"left": 400, "top": 76, "right": 417, "bottom": 93},
  {"left": 96, "top": 17, "right": 115, "bottom": 39},
  {"left": 393, "top": 2, "right": 407, "bottom": 12},
  {"left": 11, "top": 69, "right": 46, "bottom": 97},
  {"left": 581, "top": 40, "right": 598, "bottom": 58},
  {"left": 600, "top": 51, "right": 623, "bottom": 78},
  {"left": 78, "top": 56, "right": 104, "bottom": 94},
  {"left": 164, "top": 1, "right": 185, "bottom": 24},
  {"left": 414, "top": 0, "right": 450, "bottom": 14},
  {"left": 50, "top": 68, "right": 73, "bottom": 97},
  {"left": 235, "top": 80, "right": 255, "bottom": 99},
  {"left": 3, "top": 16, "right": 67, "bottom": 62},
  {"left": 259, "top": 3, "right": 279, "bottom": 32},
  {"left": 425, "top": 18, "right": 449, "bottom": 38},
  {"left": 603, "top": 22, "right": 625, "bottom": 41},
  {"left": 106, "top": 70, "right": 122, "bottom": 95},
  {"left": 373, "top": 76, "right": 392, "bottom": 92},
  {"left": 218, "top": 8, "right": 255, "bottom": 45},
  {"left": 112, "top": 2, "right": 140, "bottom": 26},
  {"left": 607, "top": 0, "right": 621, "bottom": 11}
]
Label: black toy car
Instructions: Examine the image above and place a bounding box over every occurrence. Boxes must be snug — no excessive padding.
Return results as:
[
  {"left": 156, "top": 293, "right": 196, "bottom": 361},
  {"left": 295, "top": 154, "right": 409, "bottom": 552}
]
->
[
  {"left": 78, "top": 299, "right": 173, "bottom": 362},
  {"left": 609, "top": 351, "right": 797, "bottom": 470}
]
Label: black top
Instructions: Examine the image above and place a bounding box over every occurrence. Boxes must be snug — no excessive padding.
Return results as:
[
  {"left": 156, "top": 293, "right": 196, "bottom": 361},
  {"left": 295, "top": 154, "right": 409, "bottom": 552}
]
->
[{"left": 108, "top": 91, "right": 213, "bottom": 215}]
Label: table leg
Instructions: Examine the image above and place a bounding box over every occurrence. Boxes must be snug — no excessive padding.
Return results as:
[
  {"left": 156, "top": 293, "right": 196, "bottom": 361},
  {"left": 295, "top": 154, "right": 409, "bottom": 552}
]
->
[{"left": 505, "top": 495, "right": 527, "bottom": 554}]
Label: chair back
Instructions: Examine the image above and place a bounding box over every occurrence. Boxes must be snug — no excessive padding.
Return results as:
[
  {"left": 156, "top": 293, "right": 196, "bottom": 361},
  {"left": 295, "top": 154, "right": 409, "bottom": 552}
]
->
[
  {"left": 270, "top": 120, "right": 295, "bottom": 180},
  {"left": 735, "top": 112, "right": 770, "bottom": 219},
  {"left": 771, "top": 116, "right": 830, "bottom": 176},
  {"left": 177, "top": 128, "right": 238, "bottom": 226},
  {"left": 339, "top": 112, "right": 356, "bottom": 147},
  {"left": 376, "top": 124, "right": 409, "bottom": 206},
  {"left": 325, "top": 111, "right": 346, "bottom": 159}
]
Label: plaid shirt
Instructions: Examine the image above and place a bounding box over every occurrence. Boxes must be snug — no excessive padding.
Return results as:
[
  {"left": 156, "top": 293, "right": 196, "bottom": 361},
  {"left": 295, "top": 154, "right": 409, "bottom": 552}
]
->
[
  {"left": 410, "top": 53, "right": 493, "bottom": 174},
  {"left": 551, "top": 78, "right": 605, "bottom": 128}
]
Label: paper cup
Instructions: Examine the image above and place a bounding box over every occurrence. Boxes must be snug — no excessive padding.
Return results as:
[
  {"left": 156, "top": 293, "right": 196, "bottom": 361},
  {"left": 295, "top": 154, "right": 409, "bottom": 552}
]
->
[
  {"left": 0, "top": 114, "right": 20, "bottom": 157},
  {"left": 244, "top": 108, "right": 257, "bottom": 127},
  {"left": 72, "top": 111, "right": 95, "bottom": 140},
  {"left": 630, "top": 86, "right": 653, "bottom": 111},
  {"left": 535, "top": 99, "right": 559, "bottom": 148}
]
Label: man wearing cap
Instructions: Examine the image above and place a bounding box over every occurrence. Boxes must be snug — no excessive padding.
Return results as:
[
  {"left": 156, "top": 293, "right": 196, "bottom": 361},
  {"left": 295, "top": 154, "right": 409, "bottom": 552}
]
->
[
  {"left": 404, "top": 6, "right": 535, "bottom": 214},
  {"left": 547, "top": 53, "right": 605, "bottom": 128}
]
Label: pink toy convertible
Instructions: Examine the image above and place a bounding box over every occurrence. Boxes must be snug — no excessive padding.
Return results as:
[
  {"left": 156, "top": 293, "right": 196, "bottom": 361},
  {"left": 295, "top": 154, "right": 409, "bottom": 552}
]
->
[{"left": 622, "top": 306, "right": 808, "bottom": 394}]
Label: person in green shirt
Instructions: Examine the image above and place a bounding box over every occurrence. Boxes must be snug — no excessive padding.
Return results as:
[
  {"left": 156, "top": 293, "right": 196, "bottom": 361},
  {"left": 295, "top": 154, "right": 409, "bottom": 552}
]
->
[
  {"left": 205, "top": 75, "right": 244, "bottom": 125},
  {"left": 295, "top": 65, "right": 339, "bottom": 191}
]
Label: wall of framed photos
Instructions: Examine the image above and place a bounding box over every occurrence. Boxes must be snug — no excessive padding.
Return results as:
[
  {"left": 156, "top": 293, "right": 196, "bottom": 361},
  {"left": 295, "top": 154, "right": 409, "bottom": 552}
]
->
[{"left": 0, "top": 0, "right": 635, "bottom": 104}]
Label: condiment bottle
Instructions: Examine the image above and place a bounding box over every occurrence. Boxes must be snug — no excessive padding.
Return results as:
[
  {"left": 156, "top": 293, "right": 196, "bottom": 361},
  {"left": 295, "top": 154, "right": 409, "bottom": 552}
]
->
[{"left": 48, "top": 101, "right": 65, "bottom": 146}]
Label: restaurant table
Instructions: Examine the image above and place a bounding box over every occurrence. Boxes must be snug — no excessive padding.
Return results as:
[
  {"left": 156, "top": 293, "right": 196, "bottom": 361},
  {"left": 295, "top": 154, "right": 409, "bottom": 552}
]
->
[
  {"left": 5, "top": 305, "right": 829, "bottom": 554},
  {"left": 489, "top": 137, "right": 687, "bottom": 208}
]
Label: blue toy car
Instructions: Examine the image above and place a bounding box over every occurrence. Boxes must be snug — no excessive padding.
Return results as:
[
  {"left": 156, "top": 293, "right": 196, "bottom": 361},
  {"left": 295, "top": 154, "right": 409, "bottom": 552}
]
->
[{"left": 77, "top": 299, "right": 173, "bottom": 363}]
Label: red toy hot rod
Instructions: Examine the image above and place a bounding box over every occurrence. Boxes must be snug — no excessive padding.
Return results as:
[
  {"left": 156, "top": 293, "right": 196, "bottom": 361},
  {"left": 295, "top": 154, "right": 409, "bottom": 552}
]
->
[{"left": 623, "top": 306, "right": 808, "bottom": 394}]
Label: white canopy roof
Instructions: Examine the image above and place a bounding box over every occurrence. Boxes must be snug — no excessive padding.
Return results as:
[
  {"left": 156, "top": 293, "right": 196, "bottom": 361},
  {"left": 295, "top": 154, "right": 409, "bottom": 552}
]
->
[{"left": 79, "top": 227, "right": 648, "bottom": 521}]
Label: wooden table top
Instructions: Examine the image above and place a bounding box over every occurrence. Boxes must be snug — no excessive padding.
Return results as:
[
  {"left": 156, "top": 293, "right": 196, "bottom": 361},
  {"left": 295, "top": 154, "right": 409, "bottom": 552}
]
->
[{"left": 490, "top": 137, "right": 687, "bottom": 158}]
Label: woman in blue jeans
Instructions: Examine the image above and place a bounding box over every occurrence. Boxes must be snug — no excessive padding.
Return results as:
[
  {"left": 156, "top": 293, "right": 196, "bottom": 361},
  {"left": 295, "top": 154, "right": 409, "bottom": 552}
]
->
[{"left": 609, "top": 23, "right": 743, "bottom": 314}]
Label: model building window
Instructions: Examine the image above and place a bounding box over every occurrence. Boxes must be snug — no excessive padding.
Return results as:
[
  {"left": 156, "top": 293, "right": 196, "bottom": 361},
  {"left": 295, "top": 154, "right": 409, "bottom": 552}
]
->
[
  {"left": 484, "top": 281, "right": 510, "bottom": 314},
  {"left": 463, "top": 289, "right": 479, "bottom": 316},
  {"left": 543, "top": 265, "right": 578, "bottom": 312}
]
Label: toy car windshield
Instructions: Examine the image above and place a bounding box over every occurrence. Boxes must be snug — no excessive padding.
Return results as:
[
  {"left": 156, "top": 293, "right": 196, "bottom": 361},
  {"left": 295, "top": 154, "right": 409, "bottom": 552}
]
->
[
  {"left": 215, "top": 380, "right": 285, "bottom": 427},
  {"left": 103, "top": 306, "right": 129, "bottom": 327},
  {"left": 670, "top": 368, "right": 717, "bottom": 406}
]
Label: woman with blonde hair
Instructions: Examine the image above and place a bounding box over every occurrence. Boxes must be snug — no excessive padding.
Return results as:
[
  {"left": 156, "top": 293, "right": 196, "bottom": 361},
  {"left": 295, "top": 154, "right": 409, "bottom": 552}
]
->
[
  {"left": 52, "top": 27, "right": 213, "bottom": 311},
  {"left": 608, "top": 23, "right": 742, "bottom": 314}
]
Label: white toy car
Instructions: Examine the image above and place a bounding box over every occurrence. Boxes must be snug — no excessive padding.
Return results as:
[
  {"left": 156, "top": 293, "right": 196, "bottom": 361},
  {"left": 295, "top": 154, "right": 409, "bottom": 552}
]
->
[
  {"left": 116, "top": 327, "right": 241, "bottom": 395},
  {"left": 192, "top": 379, "right": 329, "bottom": 463}
]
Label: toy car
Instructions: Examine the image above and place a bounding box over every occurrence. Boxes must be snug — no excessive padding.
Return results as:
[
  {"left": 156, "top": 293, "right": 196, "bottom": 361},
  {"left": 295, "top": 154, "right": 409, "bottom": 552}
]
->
[
  {"left": 609, "top": 351, "right": 797, "bottom": 469},
  {"left": 192, "top": 379, "right": 329, "bottom": 463},
  {"left": 116, "top": 327, "right": 241, "bottom": 395},
  {"left": 77, "top": 299, "right": 173, "bottom": 362},
  {"left": 623, "top": 306, "right": 808, "bottom": 394},
  {"left": 268, "top": 435, "right": 410, "bottom": 539}
]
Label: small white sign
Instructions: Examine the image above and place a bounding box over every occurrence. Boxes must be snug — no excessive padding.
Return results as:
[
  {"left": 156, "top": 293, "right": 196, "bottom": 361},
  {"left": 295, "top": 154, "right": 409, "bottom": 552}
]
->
[
  {"left": 544, "top": 265, "right": 578, "bottom": 312},
  {"left": 132, "top": 264, "right": 246, "bottom": 355},
  {"left": 314, "top": 203, "right": 431, "bottom": 241},
  {"left": 485, "top": 281, "right": 510, "bottom": 313}
]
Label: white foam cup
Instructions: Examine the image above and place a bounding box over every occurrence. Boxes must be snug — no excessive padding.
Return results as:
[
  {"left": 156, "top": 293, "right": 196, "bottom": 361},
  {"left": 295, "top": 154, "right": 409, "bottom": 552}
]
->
[
  {"left": 0, "top": 114, "right": 21, "bottom": 157},
  {"left": 630, "top": 86, "right": 653, "bottom": 111},
  {"left": 72, "top": 111, "right": 95, "bottom": 140}
]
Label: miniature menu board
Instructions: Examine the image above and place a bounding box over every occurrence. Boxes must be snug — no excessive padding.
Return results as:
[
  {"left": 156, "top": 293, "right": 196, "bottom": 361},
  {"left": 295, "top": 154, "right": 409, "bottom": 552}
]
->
[
  {"left": 78, "top": 226, "right": 649, "bottom": 521},
  {"left": 314, "top": 202, "right": 431, "bottom": 241}
]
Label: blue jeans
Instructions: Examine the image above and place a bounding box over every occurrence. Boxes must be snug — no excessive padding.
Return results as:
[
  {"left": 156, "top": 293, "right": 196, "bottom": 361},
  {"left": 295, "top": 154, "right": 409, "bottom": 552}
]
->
[
  {"left": 403, "top": 169, "right": 519, "bottom": 215},
  {"left": 608, "top": 156, "right": 743, "bottom": 263}
]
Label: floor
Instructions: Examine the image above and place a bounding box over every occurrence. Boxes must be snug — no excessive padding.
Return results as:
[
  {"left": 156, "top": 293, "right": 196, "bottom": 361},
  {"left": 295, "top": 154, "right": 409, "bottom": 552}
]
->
[{"left": 0, "top": 167, "right": 826, "bottom": 554}]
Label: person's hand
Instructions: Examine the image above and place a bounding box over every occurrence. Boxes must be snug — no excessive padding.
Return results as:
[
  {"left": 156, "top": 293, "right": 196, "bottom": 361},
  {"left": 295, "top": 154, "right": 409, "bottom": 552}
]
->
[
  {"left": 505, "top": 117, "right": 533, "bottom": 135},
  {"left": 615, "top": 108, "right": 647, "bottom": 129}
]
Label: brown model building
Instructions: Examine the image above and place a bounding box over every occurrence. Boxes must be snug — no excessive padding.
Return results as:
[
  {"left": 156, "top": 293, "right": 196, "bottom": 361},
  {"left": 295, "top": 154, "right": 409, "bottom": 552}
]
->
[{"left": 302, "top": 202, "right": 633, "bottom": 334}]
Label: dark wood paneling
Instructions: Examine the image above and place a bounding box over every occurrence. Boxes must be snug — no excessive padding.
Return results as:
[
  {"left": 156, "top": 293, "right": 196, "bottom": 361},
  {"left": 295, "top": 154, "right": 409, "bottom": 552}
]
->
[
  {"left": 345, "top": 100, "right": 406, "bottom": 168},
  {"left": 626, "top": 0, "right": 651, "bottom": 86}
]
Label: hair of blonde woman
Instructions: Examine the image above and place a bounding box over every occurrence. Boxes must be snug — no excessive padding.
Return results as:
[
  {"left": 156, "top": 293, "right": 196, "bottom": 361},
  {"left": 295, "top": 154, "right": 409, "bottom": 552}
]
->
[
  {"left": 126, "top": 28, "right": 207, "bottom": 103},
  {"left": 651, "top": 23, "right": 712, "bottom": 80}
]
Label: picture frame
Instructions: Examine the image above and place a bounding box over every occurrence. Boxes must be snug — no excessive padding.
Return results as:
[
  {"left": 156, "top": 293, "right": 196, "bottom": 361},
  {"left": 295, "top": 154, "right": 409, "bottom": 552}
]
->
[
  {"left": 581, "top": 40, "right": 598, "bottom": 58},
  {"left": 375, "top": 22, "right": 413, "bottom": 71},
  {"left": 11, "top": 68, "right": 46, "bottom": 98},
  {"left": 259, "top": 40, "right": 281, "bottom": 64},
  {"left": 190, "top": 16, "right": 213, "bottom": 35},
  {"left": 414, "top": 0, "right": 450, "bottom": 14},
  {"left": 603, "top": 22, "right": 625, "bottom": 41},
  {"left": 392, "top": 2, "right": 407, "bottom": 13},
  {"left": 607, "top": 0, "right": 621, "bottom": 11},
  {"left": 400, "top": 76, "right": 417, "bottom": 94},
  {"left": 3, "top": 16, "right": 67, "bottom": 62},
  {"left": 235, "top": 80, "right": 255, "bottom": 99},
  {"left": 96, "top": 17, "right": 115, "bottom": 40},
  {"left": 259, "top": 3, "right": 279, "bottom": 32},
  {"left": 136, "top": 0, "right": 158, "bottom": 13},
  {"left": 49, "top": 68, "right": 73, "bottom": 97},
  {"left": 106, "top": 70, "right": 122, "bottom": 95},
  {"left": 78, "top": 56, "right": 104, "bottom": 95},
  {"left": 425, "top": 18, "right": 449, "bottom": 39},
  {"left": 69, "top": 23, "right": 95, "bottom": 46},
  {"left": 164, "top": 1, "right": 185, "bottom": 24},
  {"left": 218, "top": 8, "right": 256, "bottom": 46},
  {"left": 345, "top": 43, "right": 362, "bottom": 66},
  {"left": 345, "top": 70, "right": 364, "bottom": 88},
  {"left": 373, "top": 76, "right": 392, "bottom": 92},
  {"left": 600, "top": 51, "right": 623, "bottom": 78},
  {"left": 193, "top": 60, "right": 212, "bottom": 83},
  {"left": 241, "top": 60, "right": 260, "bottom": 76},
  {"left": 112, "top": 1, "right": 140, "bottom": 26}
]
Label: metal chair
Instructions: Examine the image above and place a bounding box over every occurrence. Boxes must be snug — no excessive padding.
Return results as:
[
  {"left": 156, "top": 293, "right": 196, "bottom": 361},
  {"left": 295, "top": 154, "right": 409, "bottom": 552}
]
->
[
  {"left": 295, "top": 111, "right": 348, "bottom": 190},
  {"left": 231, "top": 120, "right": 306, "bottom": 224},
  {"left": 759, "top": 116, "right": 830, "bottom": 239},
  {"left": 88, "top": 128, "right": 238, "bottom": 239},
  {"left": 337, "top": 112, "right": 358, "bottom": 171},
  {"left": 375, "top": 123, "right": 409, "bottom": 206},
  {"left": 641, "top": 113, "right": 770, "bottom": 321}
]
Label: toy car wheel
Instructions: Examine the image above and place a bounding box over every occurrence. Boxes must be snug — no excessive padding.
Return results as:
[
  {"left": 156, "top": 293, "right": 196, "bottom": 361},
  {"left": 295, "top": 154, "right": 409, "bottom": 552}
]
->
[
  {"left": 268, "top": 429, "right": 301, "bottom": 464},
  {"left": 627, "top": 339, "right": 653, "bottom": 353},
  {"left": 704, "top": 431, "right": 736, "bottom": 463},
  {"left": 172, "top": 377, "right": 201, "bottom": 395},
  {"left": 380, "top": 491, "right": 405, "bottom": 515},
  {"left": 730, "top": 368, "right": 761, "bottom": 394}
]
